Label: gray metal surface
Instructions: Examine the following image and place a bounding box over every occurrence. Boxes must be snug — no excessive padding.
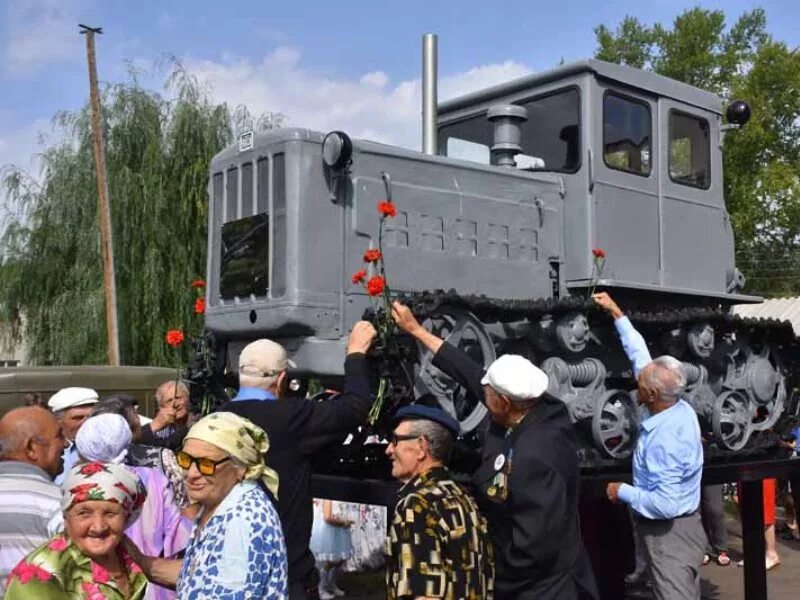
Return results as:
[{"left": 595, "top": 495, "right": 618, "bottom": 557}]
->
[{"left": 422, "top": 33, "right": 438, "bottom": 155}]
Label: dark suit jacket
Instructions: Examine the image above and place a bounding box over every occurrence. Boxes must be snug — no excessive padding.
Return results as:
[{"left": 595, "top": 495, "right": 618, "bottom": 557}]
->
[
  {"left": 433, "top": 342, "right": 599, "bottom": 600},
  {"left": 219, "top": 353, "right": 371, "bottom": 589}
]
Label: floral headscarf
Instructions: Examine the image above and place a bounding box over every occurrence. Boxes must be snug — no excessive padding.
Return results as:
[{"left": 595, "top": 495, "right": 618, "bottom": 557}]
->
[
  {"left": 184, "top": 412, "right": 279, "bottom": 498},
  {"left": 61, "top": 462, "right": 147, "bottom": 526}
]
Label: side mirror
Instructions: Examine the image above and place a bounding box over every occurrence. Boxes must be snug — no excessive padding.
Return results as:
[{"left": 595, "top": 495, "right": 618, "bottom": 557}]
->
[{"left": 725, "top": 100, "right": 751, "bottom": 128}]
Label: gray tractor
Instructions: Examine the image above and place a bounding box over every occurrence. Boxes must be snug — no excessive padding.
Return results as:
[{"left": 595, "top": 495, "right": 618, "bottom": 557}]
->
[{"left": 195, "top": 48, "right": 796, "bottom": 468}]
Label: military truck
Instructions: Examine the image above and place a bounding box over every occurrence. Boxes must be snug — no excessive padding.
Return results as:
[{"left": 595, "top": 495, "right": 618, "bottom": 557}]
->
[
  {"left": 194, "top": 42, "right": 797, "bottom": 468},
  {"left": 0, "top": 366, "right": 176, "bottom": 416}
]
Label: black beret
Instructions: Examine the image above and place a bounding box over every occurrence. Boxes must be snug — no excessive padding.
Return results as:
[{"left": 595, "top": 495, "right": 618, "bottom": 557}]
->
[{"left": 393, "top": 404, "right": 460, "bottom": 436}]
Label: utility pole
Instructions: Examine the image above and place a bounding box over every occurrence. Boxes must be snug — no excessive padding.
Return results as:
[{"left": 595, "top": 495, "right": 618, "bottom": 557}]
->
[{"left": 80, "top": 24, "right": 120, "bottom": 366}]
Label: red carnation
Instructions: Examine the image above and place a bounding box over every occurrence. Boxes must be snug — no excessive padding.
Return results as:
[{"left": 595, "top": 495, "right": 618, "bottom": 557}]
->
[
  {"left": 363, "top": 249, "right": 382, "bottom": 263},
  {"left": 377, "top": 201, "right": 397, "bottom": 218},
  {"left": 366, "top": 276, "right": 385, "bottom": 297},
  {"left": 194, "top": 297, "right": 206, "bottom": 314},
  {"left": 78, "top": 462, "right": 106, "bottom": 477},
  {"left": 191, "top": 279, "right": 206, "bottom": 288},
  {"left": 592, "top": 248, "right": 606, "bottom": 259},
  {"left": 352, "top": 269, "right": 367, "bottom": 284},
  {"left": 165, "top": 330, "right": 184, "bottom": 348}
]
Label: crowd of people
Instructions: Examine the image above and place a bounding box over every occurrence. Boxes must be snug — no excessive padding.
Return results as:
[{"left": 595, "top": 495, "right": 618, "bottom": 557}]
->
[{"left": 0, "top": 293, "right": 793, "bottom": 599}]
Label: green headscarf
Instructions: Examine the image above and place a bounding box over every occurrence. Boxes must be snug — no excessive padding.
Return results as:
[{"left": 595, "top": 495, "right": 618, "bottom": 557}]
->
[{"left": 185, "top": 412, "right": 279, "bottom": 498}]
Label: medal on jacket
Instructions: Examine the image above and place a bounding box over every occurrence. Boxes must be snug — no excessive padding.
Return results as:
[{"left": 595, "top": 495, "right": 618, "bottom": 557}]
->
[
  {"left": 487, "top": 450, "right": 511, "bottom": 501},
  {"left": 494, "top": 454, "right": 505, "bottom": 470}
]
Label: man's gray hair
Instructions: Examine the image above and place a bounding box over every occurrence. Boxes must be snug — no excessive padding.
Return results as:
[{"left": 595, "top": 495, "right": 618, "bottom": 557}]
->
[
  {"left": 405, "top": 419, "right": 453, "bottom": 464},
  {"left": 155, "top": 380, "right": 190, "bottom": 405},
  {"left": 643, "top": 355, "right": 687, "bottom": 402}
]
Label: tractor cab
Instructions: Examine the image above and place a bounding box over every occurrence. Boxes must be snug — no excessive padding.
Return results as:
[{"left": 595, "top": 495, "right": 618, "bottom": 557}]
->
[{"left": 436, "top": 59, "right": 754, "bottom": 304}]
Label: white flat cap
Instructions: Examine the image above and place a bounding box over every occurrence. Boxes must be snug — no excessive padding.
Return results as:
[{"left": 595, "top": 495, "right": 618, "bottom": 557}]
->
[
  {"left": 48, "top": 387, "right": 99, "bottom": 412},
  {"left": 239, "top": 339, "right": 297, "bottom": 378},
  {"left": 480, "top": 355, "right": 549, "bottom": 401}
]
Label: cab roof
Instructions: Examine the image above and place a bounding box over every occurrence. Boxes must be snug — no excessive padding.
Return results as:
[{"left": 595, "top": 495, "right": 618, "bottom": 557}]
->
[{"left": 438, "top": 59, "right": 723, "bottom": 116}]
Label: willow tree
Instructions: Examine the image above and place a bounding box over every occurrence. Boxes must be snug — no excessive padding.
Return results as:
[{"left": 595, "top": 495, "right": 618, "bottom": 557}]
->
[{"left": 0, "top": 65, "right": 241, "bottom": 366}]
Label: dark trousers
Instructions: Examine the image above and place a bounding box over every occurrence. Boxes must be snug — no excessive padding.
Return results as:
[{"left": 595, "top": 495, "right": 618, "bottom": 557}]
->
[
  {"left": 288, "top": 569, "right": 320, "bottom": 600},
  {"left": 700, "top": 484, "right": 728, "bottom": 554},
  {"left": 637, "top": 513, "right": 707, "bottom": 600}
]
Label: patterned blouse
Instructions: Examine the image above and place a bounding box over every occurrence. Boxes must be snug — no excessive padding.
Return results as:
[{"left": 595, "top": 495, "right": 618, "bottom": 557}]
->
[
  {"left": 387, "top": 467, "right": 495, "bottom": 600},
  {"left": 4, "top": 534, "right": 148, "bottom": 599},
  {"left": 177, "top": 480, "right": 288, "bottom": 600}
]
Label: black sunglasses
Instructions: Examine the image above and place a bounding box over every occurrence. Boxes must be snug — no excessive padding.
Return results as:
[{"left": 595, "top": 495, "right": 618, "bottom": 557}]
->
[
  {"left": 176, "top": 450, "right": 231, "bottom": 476},
  {"left": 388, "top": 433, "right": 424, "bottom": 446}
]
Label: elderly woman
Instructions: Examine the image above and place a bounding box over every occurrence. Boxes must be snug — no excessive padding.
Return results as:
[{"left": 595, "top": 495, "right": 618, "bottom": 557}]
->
[
  {"left": 5, "top": 462, "right": 148, "bottom": 599},
  {"left": 74, "top": 413, "right": 192, "bottom": 600},
  {"left": 128, "top": 412, "right": 287, "bottom": 599}
]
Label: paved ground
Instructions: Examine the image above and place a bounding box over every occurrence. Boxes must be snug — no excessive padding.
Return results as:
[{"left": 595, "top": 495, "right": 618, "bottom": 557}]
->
[{"left": 338, "top": 514, "right": 800, "bottom": 599}]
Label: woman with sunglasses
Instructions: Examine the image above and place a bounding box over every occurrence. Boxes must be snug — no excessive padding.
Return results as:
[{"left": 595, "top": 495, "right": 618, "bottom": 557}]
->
[{"left": 125, "top": 412, "right": 288, "bottom": 599}]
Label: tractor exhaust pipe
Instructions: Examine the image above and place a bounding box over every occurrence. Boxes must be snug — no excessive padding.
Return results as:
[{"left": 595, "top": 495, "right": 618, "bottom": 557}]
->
[{"left": 422, "top": 33, "right": 438, "bottom": 155}]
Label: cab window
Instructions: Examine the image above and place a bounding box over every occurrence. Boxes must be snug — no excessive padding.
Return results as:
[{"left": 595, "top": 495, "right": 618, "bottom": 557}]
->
[
  {"left": 438, "top": 87, "right": 580, "bottom": 173},
  {"left": 603, "top": 92, "right": 651, "bottom": 176},
  {"left": 669, "top": 111, "right": 710, "bottom": 189}
]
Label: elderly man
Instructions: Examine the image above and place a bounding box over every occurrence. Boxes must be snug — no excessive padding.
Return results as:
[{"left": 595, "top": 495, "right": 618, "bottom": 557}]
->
[
  {"left": 593, "top": 292, "right": 706, "bottom": 600},
  {"left": 219, "top": 321, "right": 377, "bottom": 600},
  {"left": 392, "top": 302, "right": 598, "bottom": 600},
  {"left": 141, "top": 381, "right": 191, "bottom": 451},
  {"left": 386, "top": 404, "right": 494, "bottom": 599},
  {"left": 0, "top": 406, "right": 66, "bottom": 593},
  {"left": 47, "top": 386, "right": 98, "bottom": 484}
]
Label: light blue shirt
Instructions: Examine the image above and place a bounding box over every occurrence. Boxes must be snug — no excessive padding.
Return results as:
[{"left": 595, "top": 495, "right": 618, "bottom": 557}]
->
[
  {"left": 232, "top": 387, "right": 277, "bottom": 402},
  {"left": 614, "top": 316, "right": 704, "bottom": 520},
  {"left": 54, "top": 444, "right": 79, "bottom": 486}
]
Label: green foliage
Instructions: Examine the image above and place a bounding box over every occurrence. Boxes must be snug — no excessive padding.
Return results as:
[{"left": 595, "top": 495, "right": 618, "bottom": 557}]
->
[
  {"left": 0, "top": 64, "right": 238, "bottom": 365},
  {"left": 594, "top": 9, "right": 800, "bottom": 296}
]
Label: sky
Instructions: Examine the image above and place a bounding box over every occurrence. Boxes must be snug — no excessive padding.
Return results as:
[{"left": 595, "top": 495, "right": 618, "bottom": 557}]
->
[{"left": 1, "top": 0, "right": 799, "bottom": 179}]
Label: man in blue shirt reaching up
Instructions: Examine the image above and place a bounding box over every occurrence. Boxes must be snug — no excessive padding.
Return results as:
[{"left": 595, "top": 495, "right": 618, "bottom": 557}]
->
[{"left": 593, "top": 292, "right": 707, "bottom": 600}]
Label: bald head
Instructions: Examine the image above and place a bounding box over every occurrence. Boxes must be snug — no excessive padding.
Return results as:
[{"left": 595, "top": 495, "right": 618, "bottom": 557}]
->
[{"left": 0, "top": 406, "right": 66, "bottom": 478}]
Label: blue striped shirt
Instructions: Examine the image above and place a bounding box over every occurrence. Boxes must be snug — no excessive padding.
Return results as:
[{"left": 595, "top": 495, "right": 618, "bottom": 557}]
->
[{"left": 614, "top": 317, "right": 704, "bottom": 520}]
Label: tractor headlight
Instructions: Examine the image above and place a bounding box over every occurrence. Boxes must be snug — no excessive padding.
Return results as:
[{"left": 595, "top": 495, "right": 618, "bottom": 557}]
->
[{"left": 322, "top": 131, "right": 353, "bottom": 170}]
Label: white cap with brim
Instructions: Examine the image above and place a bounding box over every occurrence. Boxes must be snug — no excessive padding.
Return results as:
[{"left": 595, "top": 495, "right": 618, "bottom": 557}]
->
[
  {"left": 480, "top": 355, "right": 549, "bottom": 401},
  {"left": 48, "top": 387, "right": 99, "bottom": 412},
  {"left": 239, "top": 339, "right": 297, "bottom": 378}
]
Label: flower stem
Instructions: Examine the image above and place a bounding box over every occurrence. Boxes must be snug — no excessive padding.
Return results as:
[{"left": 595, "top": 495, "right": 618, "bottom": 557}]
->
[{"left": 368, "top": 377, "right": 388, "bottom": 425}]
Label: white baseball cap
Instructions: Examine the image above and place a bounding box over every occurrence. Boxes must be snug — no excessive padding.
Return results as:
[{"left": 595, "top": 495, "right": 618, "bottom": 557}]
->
[
  {"left": 239, "top": 339, "right": 297, "bottom": 378},
  {"left": 480, "top": 355, "right": 549, "bottom": 401},
  {"left": 48, "top": 387, "right": 99, "bottom": 412}
]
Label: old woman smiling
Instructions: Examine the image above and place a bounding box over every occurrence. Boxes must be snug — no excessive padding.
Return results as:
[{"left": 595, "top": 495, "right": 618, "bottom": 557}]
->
[
  {"left": 5, "top": 462, "right": 148, "bottom": 599},
  {"left": 128, "top": 412, "right": 288, "bottom": 599}
]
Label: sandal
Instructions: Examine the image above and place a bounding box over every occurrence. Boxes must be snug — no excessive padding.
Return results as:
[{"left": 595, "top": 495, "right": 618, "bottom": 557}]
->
[
  {"left": 716, "top": 552, "right": 730, "bottom": 566},
  {"left": 736, "top": 559, "right": 782, "bottom": 571},
  {"left": 702, "top": 554, "right": 710, "bottom": 566}
]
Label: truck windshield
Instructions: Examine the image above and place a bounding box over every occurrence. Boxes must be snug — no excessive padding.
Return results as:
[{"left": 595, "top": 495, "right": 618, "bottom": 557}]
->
[{"left": 438, "top": 87, "right": 580, "bottom": 173}]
